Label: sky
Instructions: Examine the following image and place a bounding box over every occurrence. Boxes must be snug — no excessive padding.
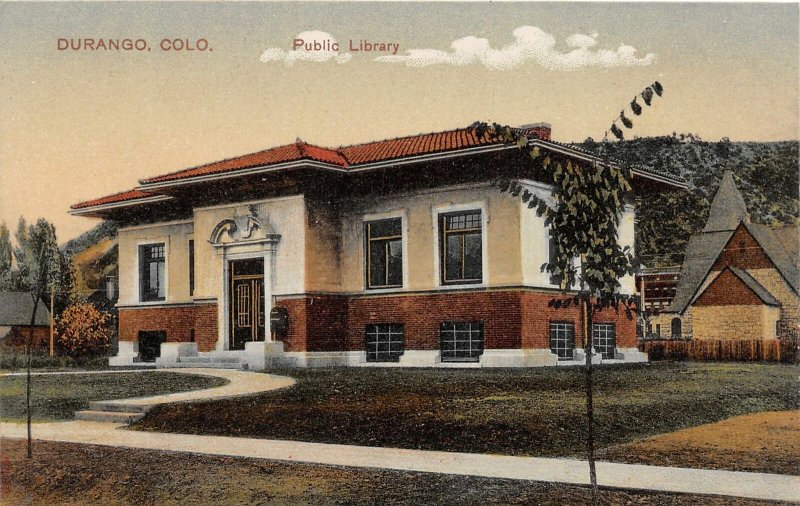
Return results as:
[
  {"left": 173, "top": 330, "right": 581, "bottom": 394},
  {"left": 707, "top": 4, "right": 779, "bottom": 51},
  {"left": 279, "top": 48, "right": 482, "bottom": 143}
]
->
[{"left": 1, "top": 2, "right": 798, "bottom": 243}]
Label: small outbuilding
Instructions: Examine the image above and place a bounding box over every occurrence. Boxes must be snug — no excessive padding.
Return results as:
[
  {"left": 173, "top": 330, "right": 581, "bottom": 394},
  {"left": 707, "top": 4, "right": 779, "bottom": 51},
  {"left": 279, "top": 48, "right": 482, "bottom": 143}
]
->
[{"left": 0, "top": 292, "right": 52, "bottom": 350}]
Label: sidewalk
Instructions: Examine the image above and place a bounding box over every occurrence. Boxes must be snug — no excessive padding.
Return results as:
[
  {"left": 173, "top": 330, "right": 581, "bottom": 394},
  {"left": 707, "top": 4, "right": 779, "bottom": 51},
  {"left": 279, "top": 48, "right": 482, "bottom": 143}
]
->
[{"left": 2, "top": 418, "right": 798, "bottom": 502}]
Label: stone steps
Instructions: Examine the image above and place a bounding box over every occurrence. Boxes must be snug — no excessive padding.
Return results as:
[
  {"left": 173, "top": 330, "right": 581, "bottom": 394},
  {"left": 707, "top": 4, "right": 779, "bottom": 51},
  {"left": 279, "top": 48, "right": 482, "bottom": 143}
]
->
[
  {"left": 88, "top": 401, "right": 149, "bottom": 413},
  {"left": 74, "top": 409, "right": 145, "bottom": 424},
  {"left": 178, "top": 356, "right": 243, "bottom": 364}
]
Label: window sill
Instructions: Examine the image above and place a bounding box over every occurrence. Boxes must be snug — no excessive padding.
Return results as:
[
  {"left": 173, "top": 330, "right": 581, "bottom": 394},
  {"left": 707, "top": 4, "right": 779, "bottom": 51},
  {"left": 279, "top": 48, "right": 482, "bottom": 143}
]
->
[{"left": 436, "top": 281, "right": 486, "bottom": 290}]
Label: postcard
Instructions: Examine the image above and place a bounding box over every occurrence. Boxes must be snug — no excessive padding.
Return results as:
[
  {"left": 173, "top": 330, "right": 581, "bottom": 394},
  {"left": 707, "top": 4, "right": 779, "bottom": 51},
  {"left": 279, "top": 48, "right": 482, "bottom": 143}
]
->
[{"left": 1, "top": 2, "right": 798, "bottom": 504}]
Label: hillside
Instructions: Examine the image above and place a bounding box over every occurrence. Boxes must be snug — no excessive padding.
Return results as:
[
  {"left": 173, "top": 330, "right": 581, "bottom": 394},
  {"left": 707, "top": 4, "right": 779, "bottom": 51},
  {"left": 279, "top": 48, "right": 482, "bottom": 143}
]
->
[
  {"left": 61, "top": 138, "right": 799, "bottom": 285},
  {"left": 63, "top": 221, "right": 118, "bottom": 297},
  {"left": 580, "top": 137, "right": 799, "bottom": 267}
]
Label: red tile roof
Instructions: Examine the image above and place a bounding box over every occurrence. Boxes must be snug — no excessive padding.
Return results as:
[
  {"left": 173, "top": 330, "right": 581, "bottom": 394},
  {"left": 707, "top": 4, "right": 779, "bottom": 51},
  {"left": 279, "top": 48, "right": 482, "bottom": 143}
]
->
[
  {"left": 140, "top": 125, "right": 551, "bottom": 185},
  {"left": 73, "top": 123, "right": 554, "bottom": 211},
  {"left": 70, "top": 189, "right": 162, "bottom": 210}
]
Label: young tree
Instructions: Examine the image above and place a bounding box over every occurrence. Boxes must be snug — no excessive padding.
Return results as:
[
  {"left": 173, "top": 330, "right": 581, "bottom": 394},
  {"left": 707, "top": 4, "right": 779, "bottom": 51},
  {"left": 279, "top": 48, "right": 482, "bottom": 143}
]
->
[
  {"left": 0, "top": 222, "right": 12, "bottom": 290},
  {"left": 472, "top": 81, "right": 664, "bottom": 504},
  {"left": 13, "top": 216, "right": 66, "bottom": 458}
]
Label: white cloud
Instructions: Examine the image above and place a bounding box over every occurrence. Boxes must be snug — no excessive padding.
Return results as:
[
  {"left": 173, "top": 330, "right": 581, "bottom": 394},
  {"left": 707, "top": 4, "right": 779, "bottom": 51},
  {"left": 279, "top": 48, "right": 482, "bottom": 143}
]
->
[
  {"left": 375, "top": 26, "right": 655, "bottom": 71},
  {"left": 260, "top": 31, "right": 351, "bottom": 65}
]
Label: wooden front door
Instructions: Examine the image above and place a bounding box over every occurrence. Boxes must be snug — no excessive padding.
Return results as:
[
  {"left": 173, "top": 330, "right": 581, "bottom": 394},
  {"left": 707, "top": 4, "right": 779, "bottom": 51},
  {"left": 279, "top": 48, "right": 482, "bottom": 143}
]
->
[{"left": 230, "top": 259, "right": 265, "bottom": 350}]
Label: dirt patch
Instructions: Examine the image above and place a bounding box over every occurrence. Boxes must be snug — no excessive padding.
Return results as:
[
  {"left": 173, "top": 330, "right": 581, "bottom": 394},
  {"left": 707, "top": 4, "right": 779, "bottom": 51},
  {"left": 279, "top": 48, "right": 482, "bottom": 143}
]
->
[
  {"left": 1, "top": 439, "right": 789, "bottom": 505},
  {"left": 600, "top": 411, "right": 800, "bottom": 475}
]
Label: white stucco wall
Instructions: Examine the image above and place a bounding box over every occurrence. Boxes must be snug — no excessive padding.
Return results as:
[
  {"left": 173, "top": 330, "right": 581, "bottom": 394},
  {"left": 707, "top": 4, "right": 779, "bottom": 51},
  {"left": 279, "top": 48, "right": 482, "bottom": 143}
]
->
[{"left": 117, "top": 220, "right": 194, "bottom": 306}]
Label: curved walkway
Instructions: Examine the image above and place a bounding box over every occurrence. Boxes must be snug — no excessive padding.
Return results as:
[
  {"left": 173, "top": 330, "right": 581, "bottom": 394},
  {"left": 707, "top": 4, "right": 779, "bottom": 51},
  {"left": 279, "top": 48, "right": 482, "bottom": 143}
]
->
[{"left": 86, "top": 368, "right": 295, "bottom": 412}]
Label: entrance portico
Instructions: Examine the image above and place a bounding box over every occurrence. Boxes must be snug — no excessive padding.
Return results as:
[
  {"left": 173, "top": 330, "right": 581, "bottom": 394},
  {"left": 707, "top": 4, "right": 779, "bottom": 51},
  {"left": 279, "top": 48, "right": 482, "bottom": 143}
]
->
[{"left": 209, "top": 205, "right": 281, "bottom": 359}]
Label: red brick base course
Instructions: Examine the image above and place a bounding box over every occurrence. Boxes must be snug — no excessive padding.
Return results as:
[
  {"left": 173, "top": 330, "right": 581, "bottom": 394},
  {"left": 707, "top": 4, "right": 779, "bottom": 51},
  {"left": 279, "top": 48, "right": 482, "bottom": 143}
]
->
[
  {"left": 116, "top": 290, "right": 637, "bottom": 356},
  {"left": 276, "top": 289, "right": 637, "bottom": 353},
  {"left": 118, "top": 303, "right": 218, "bottom": 352}
]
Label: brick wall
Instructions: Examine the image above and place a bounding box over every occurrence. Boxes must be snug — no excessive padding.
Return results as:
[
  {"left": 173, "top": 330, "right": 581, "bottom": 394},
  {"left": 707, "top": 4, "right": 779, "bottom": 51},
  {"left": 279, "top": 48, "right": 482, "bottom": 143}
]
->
[
  {"left": 2, "top": 326, "right": 51, "bottom": 351},
  {"left": 117, "top": 290, "right": 638, "bottom": 355},
  {"left": 712, "top": 224, "right": 774, "bottom": 271},
  {"left": 276, "top": 289, "right": 637, "bottom": 352},
  {"left": 345, "top": 290, "right": 522, "bottom": 351},
  {"left": 193, "top": 303, "right": 218, "bottom": 352},
  {"left": 694, "top": 269, "right": 763, "bottom": 306},
  {"left": 118, "top": 304, "right": 218, "bottom": 352}
]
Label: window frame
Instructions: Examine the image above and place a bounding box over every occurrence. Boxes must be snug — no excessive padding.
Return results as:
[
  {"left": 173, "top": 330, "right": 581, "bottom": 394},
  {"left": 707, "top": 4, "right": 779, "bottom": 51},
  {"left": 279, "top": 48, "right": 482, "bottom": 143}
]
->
[
  {"left": 365, "top": 323, "right": 405, "bottom": 362},
  {"left": 592, "top": 323, "right": 616, "bottom": 359},
  {"left": 439, "top": 321, "right": 484, "bottom": 362},
  {"left": 188, "top": 239, "right": 195, "bottom": 297},
  {"left": 138, "top": 242, "right": 167, "bottom": 302},
  {"left": 364, "top": 217, "right": 404, "bottom": 290},
  {"left": 549, "top": 321, "right": 576, "bottom": 360},
  {"left": 439, "top": 210, "right": 484, "bottom": 285}
]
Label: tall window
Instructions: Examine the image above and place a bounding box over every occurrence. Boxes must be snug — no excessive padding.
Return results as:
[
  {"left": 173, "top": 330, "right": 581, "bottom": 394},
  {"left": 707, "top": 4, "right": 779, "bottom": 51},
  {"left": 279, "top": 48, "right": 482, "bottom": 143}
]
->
[
  {"left": 188, "top": 240, "right": 195, "bottom": 296},
  {"left": 365, "top": 218, "right": 402, "bottom": 289},
  {"left": 440, "top": 210, "right": 482, "bottom": 284},
  {"left": 548, "top": 236, "right": 562, "bottom": 286},
  {"left": 549, "top": 321, "right": 575, "bottom": 360},
  {"left": 139, "top": 243, "right": 165, "bottom": 302}
]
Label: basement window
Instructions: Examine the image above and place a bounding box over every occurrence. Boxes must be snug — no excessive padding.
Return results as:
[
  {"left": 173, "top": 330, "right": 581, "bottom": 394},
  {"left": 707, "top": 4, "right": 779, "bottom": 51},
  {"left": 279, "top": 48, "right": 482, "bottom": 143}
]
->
[
  {"left": 592, "top": 323, "right": 616, "bottom": 359},
  {"left": 365, "top": 324, "right": 405, "bottom": 362},
  {"left": 549, "top": 321, "right": 575, "bottom": 360},
  {"left": 440, "top": 321, "right": 484, "bottom": 362}
]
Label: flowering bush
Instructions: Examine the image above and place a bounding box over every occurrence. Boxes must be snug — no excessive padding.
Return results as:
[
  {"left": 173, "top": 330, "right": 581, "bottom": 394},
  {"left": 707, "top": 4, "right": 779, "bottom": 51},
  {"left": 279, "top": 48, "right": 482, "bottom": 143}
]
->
[{"left": 56, "top": 302, "right": 112, "bottom": 357}]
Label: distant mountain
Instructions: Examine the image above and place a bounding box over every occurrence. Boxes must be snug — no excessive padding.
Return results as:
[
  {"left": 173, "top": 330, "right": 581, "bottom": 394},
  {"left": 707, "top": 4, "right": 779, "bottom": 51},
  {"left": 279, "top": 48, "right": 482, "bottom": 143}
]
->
[
  {"left": 579, "top": 136, "right": 799, "bottom": 267},
  {"left": 62, "top": 221, "right": 118, "bottom": 296}
]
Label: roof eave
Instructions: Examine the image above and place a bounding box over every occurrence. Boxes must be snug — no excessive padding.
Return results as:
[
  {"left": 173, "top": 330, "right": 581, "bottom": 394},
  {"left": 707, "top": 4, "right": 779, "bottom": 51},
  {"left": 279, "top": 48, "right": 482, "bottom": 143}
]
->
[{"left": 68, "top": 195, "right": 174, "bottom": 217}]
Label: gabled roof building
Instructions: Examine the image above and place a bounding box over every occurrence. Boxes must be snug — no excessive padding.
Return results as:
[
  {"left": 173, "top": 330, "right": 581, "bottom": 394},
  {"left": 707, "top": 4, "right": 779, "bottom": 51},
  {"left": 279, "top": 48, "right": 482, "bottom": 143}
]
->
[
  {"left": 0, "top": 291, "right": 52, "bottom": 350},
  {"left": 71, "top": 123, "right": 685, "bottom": 368},
  {"left": 652, "top": 171, "right": 799, "bottom": 340}
]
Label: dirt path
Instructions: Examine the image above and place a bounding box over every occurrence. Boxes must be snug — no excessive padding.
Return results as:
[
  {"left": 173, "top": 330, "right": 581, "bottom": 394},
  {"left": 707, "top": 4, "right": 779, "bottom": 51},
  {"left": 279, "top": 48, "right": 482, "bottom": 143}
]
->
[{"left": 600, "top": 410, "right": 799, "bottom": 475}]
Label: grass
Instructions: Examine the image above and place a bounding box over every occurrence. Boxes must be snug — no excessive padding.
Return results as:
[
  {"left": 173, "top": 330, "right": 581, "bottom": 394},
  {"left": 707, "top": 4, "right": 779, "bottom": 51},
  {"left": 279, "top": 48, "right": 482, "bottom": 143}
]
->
[
  {"left": 0, "top": 372, "right": 227, "bottom": 421},
  {"left": 598, "top": 410, "right": 800, "bottom": 475},
  {"left": 0, "top": 349, "right": 111, "bottom": 373},
  {"left": 134, "top": 362, "right": 798, "bottom": 459},
  {"left": 1, "top": 439, "right": 789, "bottom": 506}
]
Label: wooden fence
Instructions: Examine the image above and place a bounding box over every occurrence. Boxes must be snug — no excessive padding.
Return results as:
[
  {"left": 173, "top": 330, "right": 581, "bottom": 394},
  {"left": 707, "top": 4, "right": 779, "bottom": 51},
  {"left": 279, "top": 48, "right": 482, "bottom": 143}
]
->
[{"left": 639, "top": 338, "right": 798, "bottom": 363}]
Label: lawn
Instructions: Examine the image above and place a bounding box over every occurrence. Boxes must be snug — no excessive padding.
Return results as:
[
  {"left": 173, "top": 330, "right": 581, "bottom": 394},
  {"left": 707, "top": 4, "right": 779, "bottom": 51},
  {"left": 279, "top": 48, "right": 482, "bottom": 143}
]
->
[
  {"left": 133, "top": 362, "right": 798, "bottom": 460},
  {"left": 0, "top": 372, "right": 227, "bottom": 421},
  {"left": 1, "top": 439, "right": 788, "bottom": 506}
]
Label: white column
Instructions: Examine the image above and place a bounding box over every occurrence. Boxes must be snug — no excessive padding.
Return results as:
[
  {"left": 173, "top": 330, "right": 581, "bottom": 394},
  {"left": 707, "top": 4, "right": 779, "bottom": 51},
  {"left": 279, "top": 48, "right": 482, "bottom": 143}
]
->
[
  {"left": 217, "top": 248, "right": 228, "bottom": 351},
  {"left": 263, "top": 245, "right": 274, "bottom": 342}
]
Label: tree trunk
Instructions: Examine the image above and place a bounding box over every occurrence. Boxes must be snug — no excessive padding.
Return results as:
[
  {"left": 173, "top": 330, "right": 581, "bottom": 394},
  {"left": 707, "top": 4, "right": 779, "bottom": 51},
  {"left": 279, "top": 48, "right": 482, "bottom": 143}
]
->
[
  {"left": 26, "top": 292, "right": 38, "bottom": 459},
  {"left": 582, "top": 293, "right": 598, "bottom": 504}
]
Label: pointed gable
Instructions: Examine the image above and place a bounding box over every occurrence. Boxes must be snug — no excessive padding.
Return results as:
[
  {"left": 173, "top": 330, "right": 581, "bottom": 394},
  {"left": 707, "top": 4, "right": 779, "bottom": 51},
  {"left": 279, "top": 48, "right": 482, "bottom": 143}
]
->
[
  {"left": 703, "top": 171, "right": 750, "bottom": 233},
  {"left": 693, "top": 266, "right": 779, "bottom": 307},
  {"left": 711, "top": 223, "right": 775, "bottom": 271}
]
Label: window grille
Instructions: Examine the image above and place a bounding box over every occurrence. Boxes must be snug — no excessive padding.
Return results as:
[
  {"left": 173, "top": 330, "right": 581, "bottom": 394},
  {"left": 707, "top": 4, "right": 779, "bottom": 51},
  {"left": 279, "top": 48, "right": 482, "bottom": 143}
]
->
[
  {"left": 592, "top": 323, "right": 616, "bottom": 359},
  {"left": 365, "top": 324, "right": 405, "bottom": 362},
  {"left": 549, "top": 321, "right": 575, "bottom": 360},
  {"left": 440, "top": 321, "right": 484, "bottom": 362}
]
